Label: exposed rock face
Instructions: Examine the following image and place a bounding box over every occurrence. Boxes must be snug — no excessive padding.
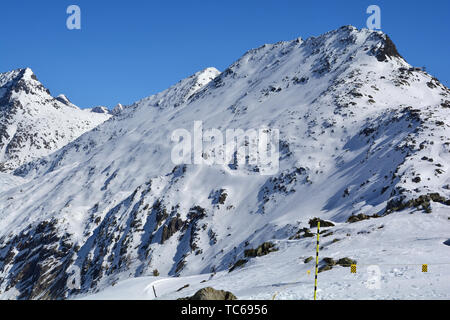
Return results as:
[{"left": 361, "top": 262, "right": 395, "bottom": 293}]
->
[
  {"left": 229, "top": 259, "right": 248, "bottom": 272},
  {"left": 111, "top": 103, "right": 124, "bottom": 115},
  {"left": 0, "top": 218, "right": 76, "bottom": 299},
  {"left": 55, "top": 94, "right": 77, "bottom": 108},
  {"left": 180, "top": 287, "right": 237, "bottom": 300},
  {"left": 0, "top": 26, "right": 449, "bottom": 299},
  {"left": 244, "top": 242, "right": 278, "bottom": 258},
  {"left": 161, "top": 216, "right": 184, "bottom": 244}
]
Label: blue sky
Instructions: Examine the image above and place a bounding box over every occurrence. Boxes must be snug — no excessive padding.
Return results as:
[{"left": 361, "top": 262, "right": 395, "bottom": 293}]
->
[{"left": 1, "top": 0, "right": 449, "bottom": 109}]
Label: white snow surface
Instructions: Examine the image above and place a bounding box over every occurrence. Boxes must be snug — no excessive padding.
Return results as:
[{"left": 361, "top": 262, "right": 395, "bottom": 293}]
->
[{"left": 0, "top": 26, "right": 449, "bottom": 300}]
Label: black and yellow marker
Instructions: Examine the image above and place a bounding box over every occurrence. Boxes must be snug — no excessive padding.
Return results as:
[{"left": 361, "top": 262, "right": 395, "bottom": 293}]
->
[
  {"left": 314, "top": 221, "right": 320, "bottom": 300},
  {"left": 422, "top": 264, "right": 428, "bottom": 273}
]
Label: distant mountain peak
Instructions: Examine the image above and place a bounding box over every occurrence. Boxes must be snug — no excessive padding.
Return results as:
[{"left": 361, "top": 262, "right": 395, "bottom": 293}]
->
[
  {"left": 0, "top": 68, "right": 110, "bottom": 171},
  {"left": 375, "top": 34, "right": 403, "bottom": 62},
  {"left": 21, "top": 67, "right": 36, "bottom": 80},
  {"left": 91, "top": 106, "right": 110, "bottom": 114}
]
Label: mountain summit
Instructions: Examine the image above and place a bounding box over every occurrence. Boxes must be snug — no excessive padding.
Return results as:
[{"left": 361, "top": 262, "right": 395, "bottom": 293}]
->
[
  {"left": 0, "top": 26, "right": 449, "bottom": 299},
  {"left": 0, "top": 68, "right": 110, "bottom": 172}
]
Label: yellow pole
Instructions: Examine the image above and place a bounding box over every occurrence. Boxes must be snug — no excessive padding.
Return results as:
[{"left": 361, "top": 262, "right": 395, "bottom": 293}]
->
[{"left": 314, "top": 221, "right": 320, "bottom": 300}]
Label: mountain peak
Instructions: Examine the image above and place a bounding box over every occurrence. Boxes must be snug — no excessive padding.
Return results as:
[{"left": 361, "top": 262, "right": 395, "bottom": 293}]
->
[
  {"left": 0, "top": 68, "right": 31, "bottom": 89},
  {"left": 198, "top": 67, "right": 220, "bottom": 76},
  {"left": 91, "top": 106, "right": 110, "bottom": 114},
  {"left": 375, "top": 34, "right": 403, "bottom": 62},
  {"left": 8, "top": 67, "right": 38, "bottom": 84},
  {"left": 133, "top": 67, "right": 221, "bottom": 110},
  {"left": 0, "top": 67, "right": 52, "bottom": 101},
  {"left": 0, "top": 68, "right": 111, "bottom": 172},
  {"left": 55, "top": 94, "right": 79, "bottom": 109},
  {"left": 112, "top": 103, "right": 124, "bottom": 115},
  {"left": 21, "top": 67, "right": 36, "bottom": 80},
  {"left": 333, "top": 25, "right": 403, "bottom": 62}
]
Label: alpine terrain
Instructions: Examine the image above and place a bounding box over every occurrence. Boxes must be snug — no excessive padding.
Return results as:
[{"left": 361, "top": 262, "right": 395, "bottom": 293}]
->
[
  {"left": 0, "top": 68, "right": 111, "bottom": 173},
  {"left": 0, "top": 26, "right": 449, "bottom": 300}
]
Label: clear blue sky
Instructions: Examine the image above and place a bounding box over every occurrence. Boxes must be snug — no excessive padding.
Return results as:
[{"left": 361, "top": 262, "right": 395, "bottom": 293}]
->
[{"left": 1, "top": 0, "right": 448, "bottom": 109}]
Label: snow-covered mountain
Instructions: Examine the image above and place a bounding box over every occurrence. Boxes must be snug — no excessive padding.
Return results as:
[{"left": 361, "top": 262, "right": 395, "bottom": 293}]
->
[
  {"left": 111, "top": 103, "right": 124, "bottom": 115},
  {"left": 0, "top": 68, "right": 111, "bottom": 172},
  {"left": 0, "top": 26, "right": 449, "bottom": 300}
]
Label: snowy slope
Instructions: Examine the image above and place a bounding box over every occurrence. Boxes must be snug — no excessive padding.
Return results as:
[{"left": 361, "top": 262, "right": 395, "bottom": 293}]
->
[
  {"left": 0, "top": 26, "right": 449, "bottom": 300},
  {"left": 80, "top": 206, "right": 450, "bottom": 300},
  {"left": 0, "top": 68, "right": 110, "bottom": 172}
]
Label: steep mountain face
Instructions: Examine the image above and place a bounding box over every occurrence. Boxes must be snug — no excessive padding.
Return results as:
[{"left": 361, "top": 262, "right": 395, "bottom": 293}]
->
[
  {"left": 0, "top": 68, "right": 110, "bottom": 172},
  {"left": 0, "top": 26, "right": 449, "bottom": 300}
]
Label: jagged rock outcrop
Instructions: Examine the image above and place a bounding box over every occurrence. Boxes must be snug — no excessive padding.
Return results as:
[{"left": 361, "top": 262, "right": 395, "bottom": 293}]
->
[
  {"left": 0, "top": 26, "right": 449, "bottom": 299},
  {"left": 179, "top": 287, "right": 237, "bottom": 300}
]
